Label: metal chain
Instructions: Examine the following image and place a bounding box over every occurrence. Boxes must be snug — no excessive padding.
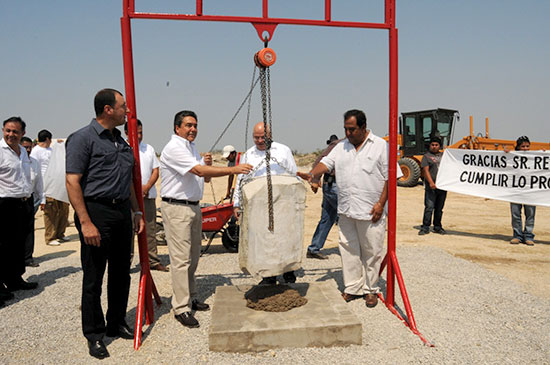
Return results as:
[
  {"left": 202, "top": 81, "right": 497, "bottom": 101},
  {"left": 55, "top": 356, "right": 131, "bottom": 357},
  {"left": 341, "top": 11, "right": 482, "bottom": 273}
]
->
[
  {"left": 244, "top": 65, "right": 257, "bottom": 151},
  {"left": 234, "top": 156, "right": 297, "bottom": 219},
  {"left": 259, "top": 66, "right": 274, "bottom": 232},
  {"left": 206, "top": 66, "right": 259, "bottom": 206},
  {"left": 208, "top": 73, "right": 260, "bottom": 153},
  {"left": 267, "top": 67, "right": 273, "bottom": 139}
]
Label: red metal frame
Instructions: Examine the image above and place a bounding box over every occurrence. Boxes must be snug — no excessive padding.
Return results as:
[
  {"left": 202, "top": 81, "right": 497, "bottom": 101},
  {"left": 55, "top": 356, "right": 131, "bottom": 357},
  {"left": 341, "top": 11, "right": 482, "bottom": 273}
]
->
[{"left": 121, "top": 0, "right": 431, "bottom": 349}]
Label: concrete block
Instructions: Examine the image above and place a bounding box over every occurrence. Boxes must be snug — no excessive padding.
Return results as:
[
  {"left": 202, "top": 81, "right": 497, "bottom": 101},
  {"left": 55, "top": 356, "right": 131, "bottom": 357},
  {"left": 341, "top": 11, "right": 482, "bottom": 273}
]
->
[{"left": 209, "top": 281, "right": 362, "bottom": 352}]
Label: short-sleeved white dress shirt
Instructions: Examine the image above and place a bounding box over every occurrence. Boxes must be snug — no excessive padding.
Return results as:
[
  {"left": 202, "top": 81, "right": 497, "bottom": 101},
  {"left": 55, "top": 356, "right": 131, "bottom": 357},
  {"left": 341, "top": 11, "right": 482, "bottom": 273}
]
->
[
  {"left": 138, "top": 142, "right": 160, "bottom": 199},
  {"left": 233, "top": 141, "right": 297, "bottom": 207},
  {"left": 320, "top": 132, "right": 402, "bottom": 221},
  {"left": 160, "top": 135, "right": 204, "bottom": 202}
]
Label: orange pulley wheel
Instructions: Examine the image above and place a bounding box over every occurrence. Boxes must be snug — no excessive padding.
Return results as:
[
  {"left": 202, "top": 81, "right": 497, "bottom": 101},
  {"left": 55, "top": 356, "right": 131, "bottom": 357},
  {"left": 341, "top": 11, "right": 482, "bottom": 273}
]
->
[{"left": 254, "top": 47, "right": 276, "bottom": 68}]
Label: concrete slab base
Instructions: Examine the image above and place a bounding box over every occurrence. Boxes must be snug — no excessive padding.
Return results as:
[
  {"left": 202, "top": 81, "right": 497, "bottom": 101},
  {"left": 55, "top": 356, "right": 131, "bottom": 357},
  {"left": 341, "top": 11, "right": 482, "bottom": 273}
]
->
[{"left": 209, "top": 281, "right": 362, "bottom": 352}]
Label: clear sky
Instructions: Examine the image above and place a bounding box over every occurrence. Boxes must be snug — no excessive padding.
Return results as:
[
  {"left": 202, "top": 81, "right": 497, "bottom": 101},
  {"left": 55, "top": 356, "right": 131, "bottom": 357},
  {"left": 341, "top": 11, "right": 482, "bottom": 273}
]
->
[{"left": 1, "top": 1, "right": 549, "bottom": 153}]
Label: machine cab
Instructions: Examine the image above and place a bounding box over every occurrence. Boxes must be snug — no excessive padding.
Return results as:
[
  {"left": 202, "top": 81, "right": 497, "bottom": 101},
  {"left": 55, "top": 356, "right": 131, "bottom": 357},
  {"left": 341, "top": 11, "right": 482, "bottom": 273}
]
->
[{"left": 400, "top": 108, "right": 459, "bottom": 157}]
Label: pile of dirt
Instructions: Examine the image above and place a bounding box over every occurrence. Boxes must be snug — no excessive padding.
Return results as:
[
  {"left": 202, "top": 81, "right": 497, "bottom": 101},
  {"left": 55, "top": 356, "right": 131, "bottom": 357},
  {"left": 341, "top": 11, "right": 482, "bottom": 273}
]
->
[{"left": 245, "top": 284, "right": 307, "bottom": 312}]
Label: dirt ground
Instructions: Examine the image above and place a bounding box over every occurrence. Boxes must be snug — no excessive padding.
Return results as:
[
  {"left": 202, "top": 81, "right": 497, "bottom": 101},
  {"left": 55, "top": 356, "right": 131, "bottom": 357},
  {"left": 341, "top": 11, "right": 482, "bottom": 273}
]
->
[{"left": 32, "top": 156, "right": 550, "bottom": 300}]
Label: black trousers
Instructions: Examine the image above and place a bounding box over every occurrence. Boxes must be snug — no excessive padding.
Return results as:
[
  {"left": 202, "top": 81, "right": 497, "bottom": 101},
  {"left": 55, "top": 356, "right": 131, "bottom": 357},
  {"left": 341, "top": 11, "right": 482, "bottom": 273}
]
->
[
  {"left": 76, "top": 200, "right": 132, "bottom": 342},
  {"left": 24, "top": 198, "right": 38, "bottom": 264},
  {"left": 0, "top": 197, "right": 33, "bottom": 285},
  {"left": 422, "top": 187, "right": 447, "bottom": 229}
]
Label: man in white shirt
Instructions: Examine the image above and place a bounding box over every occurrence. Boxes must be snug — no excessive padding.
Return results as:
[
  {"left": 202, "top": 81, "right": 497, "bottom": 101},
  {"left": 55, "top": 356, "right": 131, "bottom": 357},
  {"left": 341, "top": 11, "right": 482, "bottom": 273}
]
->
[
  {"left": 160, "top": 110, "right": 252, "bottom": 328},
  {"left": 233, "top": 122, "right": 298, "bottom": 284},
  {"left": 0, "top": 117, "right": 38, "bottom": 304},
  {"left": 303, "top": 109, "right": 402, "bottom": 309},
  {"left": 124, "top": 120, "right": 167, "bottom": 272},
  {"left": 21, "top": 137, "right": 46, "bottom": 268},
  {"left": 31, "top": 129, "right": 69, "bottom": 246}
]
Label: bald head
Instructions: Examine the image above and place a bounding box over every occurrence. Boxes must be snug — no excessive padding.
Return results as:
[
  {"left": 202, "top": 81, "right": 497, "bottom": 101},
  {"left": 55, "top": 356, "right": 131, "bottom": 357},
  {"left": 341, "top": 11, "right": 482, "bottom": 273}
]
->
[{"left": 252, "top": 122, "right": 271, "bottom": 151}]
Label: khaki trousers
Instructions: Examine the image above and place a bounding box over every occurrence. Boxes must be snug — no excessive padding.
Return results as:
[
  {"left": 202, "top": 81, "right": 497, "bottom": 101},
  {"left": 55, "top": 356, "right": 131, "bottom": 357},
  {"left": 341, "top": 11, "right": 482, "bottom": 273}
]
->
[
  {"left": 44, "top": 197, "right": 69, "bottom": 242},
  {"left": 161, "top": 201, "right": 202, "bottom": 315},
  {"left": 130, "top": 198, "right": 160, "bottom": 267},
  {"left": 338, "top": 214, "right": 386, "bottom": 295}
]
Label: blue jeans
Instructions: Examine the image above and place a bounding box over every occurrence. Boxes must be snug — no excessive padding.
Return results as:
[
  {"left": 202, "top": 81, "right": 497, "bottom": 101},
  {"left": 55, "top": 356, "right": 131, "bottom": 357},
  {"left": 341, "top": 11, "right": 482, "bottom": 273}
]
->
[
  {"left": 422, "top": 187, "right": 447, "bottom": 230},
  {"left": 308, "top": 183, "right": 338, "bottom": 253},
  {"left": 510, "top": 203, "right": 536, "bottom": 241}
]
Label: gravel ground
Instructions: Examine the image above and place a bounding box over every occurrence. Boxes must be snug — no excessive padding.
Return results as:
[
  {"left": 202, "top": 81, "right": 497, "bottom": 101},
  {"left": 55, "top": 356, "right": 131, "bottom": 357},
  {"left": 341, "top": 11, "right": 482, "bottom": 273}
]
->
[{"left": 1, "top": 244, "right": 549, "bottom": 364}]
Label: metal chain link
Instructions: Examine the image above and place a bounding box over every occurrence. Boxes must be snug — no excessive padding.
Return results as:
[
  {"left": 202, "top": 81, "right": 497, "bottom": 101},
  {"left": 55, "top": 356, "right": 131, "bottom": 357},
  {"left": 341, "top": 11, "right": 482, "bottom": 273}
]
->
[
  {"left": 259, "top": 66, "right": 274, "bottom": 232},
  {"left": 208, "top": 73, "right": 260, "bottom": 153},
  {"left": 244, "top": 65, "right": 257, "bottom": 151},
  {"left": 206, "top": 66, "right": 259, "bottom": 206},
  {"left": 234, "top": 156, "right": 297, "bottom": 219}
]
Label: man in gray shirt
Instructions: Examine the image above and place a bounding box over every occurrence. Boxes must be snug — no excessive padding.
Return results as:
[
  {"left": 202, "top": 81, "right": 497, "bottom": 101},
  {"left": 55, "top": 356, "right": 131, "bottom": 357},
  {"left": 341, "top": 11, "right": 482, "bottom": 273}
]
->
[
  {"left": 66, "top": 88, "right": 144, "bottom": 359},
  {"left": 419, "top": 136, "right": 447, "bottom": 235}
]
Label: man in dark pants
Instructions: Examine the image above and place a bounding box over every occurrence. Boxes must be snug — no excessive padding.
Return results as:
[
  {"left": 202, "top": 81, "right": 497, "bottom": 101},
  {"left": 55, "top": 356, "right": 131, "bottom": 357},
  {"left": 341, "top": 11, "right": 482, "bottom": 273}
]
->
[
  {"left": 307, "top": 134, "right": 340, "bottom": 260},
  {"left": 419, "top": 136, "right": 447, "bottom": 235},
  {"left": 66, "top": 89, "right": 144, "bottom": 359},
  {"left": 0, "top": 117, "right": 38, "bottom": 307}
]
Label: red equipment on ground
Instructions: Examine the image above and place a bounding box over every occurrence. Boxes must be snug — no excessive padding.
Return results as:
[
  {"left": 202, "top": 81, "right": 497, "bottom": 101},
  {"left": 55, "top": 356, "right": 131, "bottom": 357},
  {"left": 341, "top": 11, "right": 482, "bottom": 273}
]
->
[{"left": 121, "top": 0, "right": 430, "bottom": 350}]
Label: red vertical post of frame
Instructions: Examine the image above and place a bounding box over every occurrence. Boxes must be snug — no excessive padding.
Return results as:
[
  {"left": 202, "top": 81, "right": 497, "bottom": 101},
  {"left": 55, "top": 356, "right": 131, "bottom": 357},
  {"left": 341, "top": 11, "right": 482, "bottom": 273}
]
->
[
  {"left": 386, "top": 0, "right": 398, "bottom": 307},
  {"left": 197, "top": 0, "right": 203, "bottom": 16},
  {"left": 325, "top": 0, "right": 331, "bottom": 22},
  {"left": 121, "top": 0, "right": 154, "bottom": 349},
  {"left": 263, "top": 0, "right": 268, "bottom": 18}
]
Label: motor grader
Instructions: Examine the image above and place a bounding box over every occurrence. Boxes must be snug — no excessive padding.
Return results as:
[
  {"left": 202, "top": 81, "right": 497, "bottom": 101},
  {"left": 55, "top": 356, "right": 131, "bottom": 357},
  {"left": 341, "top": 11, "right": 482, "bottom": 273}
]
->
[{"left": 388, "top": 108, "right": 550, "bottom": 187}]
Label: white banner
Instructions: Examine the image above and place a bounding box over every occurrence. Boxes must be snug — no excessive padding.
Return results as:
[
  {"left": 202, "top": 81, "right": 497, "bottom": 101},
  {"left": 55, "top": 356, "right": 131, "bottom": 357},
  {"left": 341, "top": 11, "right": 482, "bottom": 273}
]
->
[{"left": 436, "top": 149, "right": 550, "bottom": 206}]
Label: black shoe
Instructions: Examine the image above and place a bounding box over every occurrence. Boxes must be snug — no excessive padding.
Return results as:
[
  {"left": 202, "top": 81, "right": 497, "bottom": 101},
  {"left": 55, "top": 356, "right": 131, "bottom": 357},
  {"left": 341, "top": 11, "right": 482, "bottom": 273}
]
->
[
  {"left": 434, "top": 227, "right": 446, "bottom": 235},
  {"left": 175, "top": 312, "right": 199, "bottom": 328},
  {"left": 6, "top": 279, "right": 38, "bottom": 292},
  {"left": 88, "top": 340, "right": 109, "bottom": 359},
  {"left": 283, "top": 271, "right": 296, "bottom": 284},
  {"left": 106, "top": 322, "right": 134, "bottom": 339},
  {"left": 307, "top": 251, "right": 328, "bottom": 260},
  {"left": 259, "top": 276, "right": 277, "bottom": 285},
  {"left": 418, "top": 229, "right": 429, "bottom": 236},
  {"left": 0, "top": 286, "right": 15, "bottom": 301},
  {"left": 0, "top": 299, "right": 4, "bottom": 308},
  {"left": 25, "top": 260, "right": 40, "bottom": 267},
  {"left": 191, "top": 299, "right": 210, "bottom": 311}
]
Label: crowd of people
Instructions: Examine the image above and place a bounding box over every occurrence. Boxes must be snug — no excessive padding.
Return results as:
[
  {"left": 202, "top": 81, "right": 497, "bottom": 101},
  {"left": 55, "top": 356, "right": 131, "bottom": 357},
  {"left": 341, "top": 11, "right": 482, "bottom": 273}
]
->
[{"left": 0, "top": 88, "right": 540, "bottom": 359}]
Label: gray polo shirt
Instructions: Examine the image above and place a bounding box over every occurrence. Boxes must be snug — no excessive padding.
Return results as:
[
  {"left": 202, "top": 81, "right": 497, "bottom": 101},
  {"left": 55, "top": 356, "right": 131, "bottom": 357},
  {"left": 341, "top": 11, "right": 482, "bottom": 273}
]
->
[
  {"left": 421, "top": 151, "right": 442, "bottom": 184},
  {"left": 66, "top": 119, "right": 134, "bottom": 199}
]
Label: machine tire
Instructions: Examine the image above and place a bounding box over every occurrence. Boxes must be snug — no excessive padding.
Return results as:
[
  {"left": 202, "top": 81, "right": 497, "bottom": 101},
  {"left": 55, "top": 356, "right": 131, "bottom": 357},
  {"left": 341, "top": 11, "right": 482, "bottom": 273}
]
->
[
  {"left": 398, "top": 158, "right": 421, "bottom": 187},
  {"left": 221, "top": 222, "right": 239, "bottom": 253}
]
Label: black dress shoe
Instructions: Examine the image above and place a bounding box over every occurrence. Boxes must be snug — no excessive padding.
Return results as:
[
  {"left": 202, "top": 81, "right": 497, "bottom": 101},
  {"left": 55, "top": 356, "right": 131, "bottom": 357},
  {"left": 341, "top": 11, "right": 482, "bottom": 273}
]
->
[
  {"left": 6, "top": 280, "right": 38, "bottom": 292},
  {"left": 25, "top": 260, "right": 40, "bottom": 267},
  {"left": 0, "top": 288, "right": 15, "bottom": 301},
  {"left": 191, "top": 299, "right": 210, "bottom": 311},
  {"left": 175, "top": 312, "right": 199, "bottom": 328},
  {"left": 307, "top": 251, "right": 328, "bottom": 260},
  {"left": 106, "top": 322, "right": 134, "bottom": 339},
  {"left": 88, "top": 340, "right": 109, "bottom": 359},
  {"left": 259, "top": 276, "right": 277, "bottom": 285},
  {"left": 283, "top": 271, "right": 296, "bottom": 283}
]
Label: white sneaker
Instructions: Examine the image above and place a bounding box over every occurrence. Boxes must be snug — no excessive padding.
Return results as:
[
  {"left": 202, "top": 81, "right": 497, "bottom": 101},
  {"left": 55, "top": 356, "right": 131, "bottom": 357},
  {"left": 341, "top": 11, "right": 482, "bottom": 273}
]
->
[
  {"left": 47, "top": 240, "right": 61, "bottom": 246},
  {"left": 57, "top": 237, "right": 70, "bottom": 243}
]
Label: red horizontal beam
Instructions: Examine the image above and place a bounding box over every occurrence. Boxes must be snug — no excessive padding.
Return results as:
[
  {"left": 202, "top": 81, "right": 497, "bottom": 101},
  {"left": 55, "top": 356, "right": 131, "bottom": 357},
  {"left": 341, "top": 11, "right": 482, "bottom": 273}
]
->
[{"left": 129, "top": 11, "right": 389, "bottom": 30}]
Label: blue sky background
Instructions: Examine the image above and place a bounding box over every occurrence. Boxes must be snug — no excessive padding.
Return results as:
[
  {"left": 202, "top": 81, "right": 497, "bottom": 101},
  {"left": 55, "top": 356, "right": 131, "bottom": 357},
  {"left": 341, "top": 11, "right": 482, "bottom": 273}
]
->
[{"left": 1, "top": 1, "right": 549, "bottom": 153}]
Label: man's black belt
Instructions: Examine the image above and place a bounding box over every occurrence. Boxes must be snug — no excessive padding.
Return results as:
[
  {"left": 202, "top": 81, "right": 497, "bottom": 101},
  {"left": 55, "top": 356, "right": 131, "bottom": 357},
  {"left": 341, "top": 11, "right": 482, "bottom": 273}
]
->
[
  {"left": 162, "top": 197, "right": 199, "bottom": 205},
  {"left": 0, "top": 196, "right": 32, "bottom": 202},
  {"left": 85, "top": 197, "right": 129, "bottom": 205}
]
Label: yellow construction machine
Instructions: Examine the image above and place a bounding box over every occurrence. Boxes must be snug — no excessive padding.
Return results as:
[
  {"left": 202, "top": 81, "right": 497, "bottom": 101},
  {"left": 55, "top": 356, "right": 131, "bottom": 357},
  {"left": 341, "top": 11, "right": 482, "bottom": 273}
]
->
[{"left": 388, "top": 108, "right": 550, "bottom": 187}]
